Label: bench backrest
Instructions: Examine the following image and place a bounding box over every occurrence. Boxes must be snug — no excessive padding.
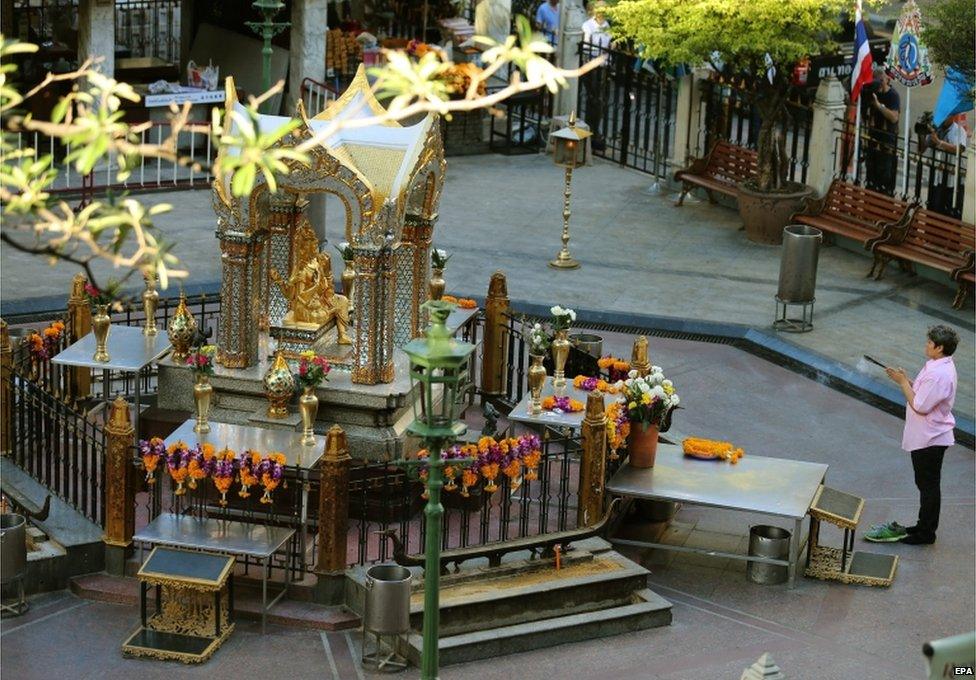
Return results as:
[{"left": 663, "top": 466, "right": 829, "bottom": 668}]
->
[
  {"left": 704, "top": 140, "right": 758, "bottom": 184},
  {"left": 823, "top": 180, "right": 910, "bottom": 228},
  {"left": 902, "top": 209, "right": 976, "bottom": 262}
]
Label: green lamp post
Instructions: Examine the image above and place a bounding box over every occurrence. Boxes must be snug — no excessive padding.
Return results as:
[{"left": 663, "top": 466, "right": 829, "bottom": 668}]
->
[
  {"left": 399, "top": 300, "right": 475, "bottom": 680},
  {"left": 246, "top": 0, "right": 290, "bottom": 113}
]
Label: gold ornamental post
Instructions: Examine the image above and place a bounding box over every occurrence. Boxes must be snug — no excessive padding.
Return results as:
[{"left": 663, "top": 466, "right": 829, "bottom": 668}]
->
[
  {"left": 578, "top": 391, "right": 607, "bottom": 526},
  {"left": 66, "top": 273, "right": 92, "bottom": 401},
  {"left": 631, "top": 336, "right": 651, "bottom": 377},
  {"left": 104, "top": 397, "right": 136, "bottom": 575},
  {"left": 548, "top": 111, "right": 592, "bottom": 270},
  {"left": 1, "top": 320, "right": 11, "bottom": 456},
  {"left": 480, "top": 271, "right": 510, "bottom": 398},
  {"left": 313, "top": 425, "right": 352, "bottom": 604}
]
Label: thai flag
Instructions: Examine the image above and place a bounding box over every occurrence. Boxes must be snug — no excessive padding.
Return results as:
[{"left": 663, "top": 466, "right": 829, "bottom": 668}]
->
[{"left": 850, "top": 1, "right": 874, "bottom": 102}]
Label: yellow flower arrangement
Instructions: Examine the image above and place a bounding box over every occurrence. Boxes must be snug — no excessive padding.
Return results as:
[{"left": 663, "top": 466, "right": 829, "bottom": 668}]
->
[{"left": 682, "top": 437, "right": 744, "bottom": 464}]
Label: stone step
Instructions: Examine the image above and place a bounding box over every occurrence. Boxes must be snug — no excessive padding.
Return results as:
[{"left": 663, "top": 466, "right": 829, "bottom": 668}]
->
[
  {"left": 0, "top": 457, "right": 104, "bottom": 592},
  {"left": 410, "top": 550, "right": 651, "bottom": 636},
  {"left": 70, "top": 573, "right": 360, "bottom": 632},
  {"left": 403, "top": 588, "right": 672, "bottom": 667}
]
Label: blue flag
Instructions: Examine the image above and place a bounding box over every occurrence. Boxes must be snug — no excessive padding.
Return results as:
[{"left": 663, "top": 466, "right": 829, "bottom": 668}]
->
[{"left": 933, "top": 66, "right": 974, "bottom": 126}]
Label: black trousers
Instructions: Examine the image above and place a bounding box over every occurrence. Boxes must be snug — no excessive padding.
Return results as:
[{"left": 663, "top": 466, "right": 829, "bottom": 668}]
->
[{"left": 911, "top": 445, "right": 947, "bottom": 537}]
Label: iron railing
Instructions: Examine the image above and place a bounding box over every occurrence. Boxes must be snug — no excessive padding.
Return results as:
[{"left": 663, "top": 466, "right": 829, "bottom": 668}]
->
[
  {"left": 832, "top": 116, "right": 969, "bottom": 217},
  {"left": 7, "top": 369, "right": 107, "bottom": 526},
  {"left": 577, "top": 42, "right": 679, "bottom": 179},
  {"left": 299, "top": 77, "right": 339, "bottom": 119},
  {"left": 697, "top": 78, "right": 814, "bottom": 186}
]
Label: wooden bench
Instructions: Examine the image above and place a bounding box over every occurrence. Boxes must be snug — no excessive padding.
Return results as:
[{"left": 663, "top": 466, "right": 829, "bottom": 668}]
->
[
  {"left": 789, "top": 179, "right": 913, "bottom": 247},
  {"left": 673, "top": 140, "right": 757, "bottom": 206},
  {"left": 865, "top": 207, "right": 975, "bottom": 307}
]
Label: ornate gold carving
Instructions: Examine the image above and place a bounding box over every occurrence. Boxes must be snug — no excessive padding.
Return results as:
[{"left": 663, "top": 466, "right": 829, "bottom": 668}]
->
[
  {"left": 66, "top": 273, "right": 92, "bottom": 400},
  {"left": 481, "top": 271, "right": 510, "bottom": 396},
  {"left": 317, "top": 425, "right": 351, "bottom": 574},
  {"left": 104, "top": 397, "right": 135, "bottom": 547},
  {"left": 631, "top": 336, "right": 651, "bottom": 377},
  {"left": 578, "top": 392, "right": 607, "bottom": 527}
]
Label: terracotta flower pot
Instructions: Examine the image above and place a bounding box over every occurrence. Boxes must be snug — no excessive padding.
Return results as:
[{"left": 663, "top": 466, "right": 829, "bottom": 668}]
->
[
  {"left": 627, "top": 424, "right": 660, "bottom": 468},
  {"left": 737, "top": 181, "right": 814, "bottom": 245}
]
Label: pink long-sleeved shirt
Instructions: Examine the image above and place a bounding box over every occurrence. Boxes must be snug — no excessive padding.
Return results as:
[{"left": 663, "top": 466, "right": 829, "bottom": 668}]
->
[{"left": 902, "top": 356, "right": 956, "bottom": 452}]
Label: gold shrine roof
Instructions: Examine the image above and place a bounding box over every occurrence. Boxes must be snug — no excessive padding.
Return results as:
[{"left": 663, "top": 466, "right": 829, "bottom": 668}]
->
[{"left": 214, "top": 66, "right": 438, "bottom": 208}]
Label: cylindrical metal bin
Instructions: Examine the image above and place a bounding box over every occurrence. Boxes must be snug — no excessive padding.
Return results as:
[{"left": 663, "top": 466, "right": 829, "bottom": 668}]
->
[
  {"left": 364, "top": 564, "right": 412, "bottom": 635},
  {"left": 1, "top": 514, "right": 27, "bottom": 585},
  {"left": 569, "top": 333, "right": 603, "bottom": 359},
  {"left": 746, "top": 525, "right": 791, "bottom": 585},
  {"left": 777, "top": 225, "right": 823, "bottom": 303}
]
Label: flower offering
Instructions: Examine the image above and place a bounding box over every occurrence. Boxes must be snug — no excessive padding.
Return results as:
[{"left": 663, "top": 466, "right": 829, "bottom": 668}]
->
[
  {"left": 212, "top": 447, "right": 236, "bottom": 506},
  {"left": 431, "top": 247, "right": 451, "bottom": 270},
  {"left": 573, "top": 374, "right": 618, "bottom": 394},
  {"left": 550, "top": 305, "right": 576, "bottom": 331},
  {"left": 186, "top": 345, "right": 216, "bottom": 377},
  {"left": 598, "top": 355, "right": 631, "bottom": 383},
  {"left": 523, "top": 320, "right": 552, "bottom": 355},
  {"left": 238, "top": 449, "right": 261, "bottom": 498},
  {"left": 166, "top": 441, "right": 192, "bottom": 495},
  {"left": 258, "top": 452, "right": 287, "bottom": 504},
  {"left": 295, "top": 350, "right": 331, "bottom": 390},
  {"left": 682, "top": 437, "right": 744, "bottom": 463},
  {"left": 441, "top": 295, "right": 477, "bottom": 309},
  {"left": 616, "top": 367, "right": 679, "bottom": 431},
  {"left": 605, "top": 401, "right": 631, "bottom": 459},
  {"left": 541, "top": 395, "right": 584, "bottom": 413},
  {"left": 138, "top": 437, "right": 166, "bottom": 484}
]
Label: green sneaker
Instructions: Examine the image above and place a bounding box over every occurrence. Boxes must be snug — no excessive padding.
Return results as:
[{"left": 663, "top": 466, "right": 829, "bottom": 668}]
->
[{"left": 864, "top": 522, "right": 908, "bottom": 542}]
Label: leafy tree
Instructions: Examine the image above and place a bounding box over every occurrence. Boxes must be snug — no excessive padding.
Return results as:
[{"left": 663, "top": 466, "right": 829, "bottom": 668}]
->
[
  {"left": 608, "top": 0, "right": 876, "bottom": 192},
  {"left": 922, "top": 0, "right": 975, "bottom": 102}
]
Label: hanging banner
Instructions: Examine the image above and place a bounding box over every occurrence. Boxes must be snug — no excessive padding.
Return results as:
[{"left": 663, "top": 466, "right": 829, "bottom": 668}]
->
[{"left": 884, "top": 0, "right": 933, "bottom": 88}]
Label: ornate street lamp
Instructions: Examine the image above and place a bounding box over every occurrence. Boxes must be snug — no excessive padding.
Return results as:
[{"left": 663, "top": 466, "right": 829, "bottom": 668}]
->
[
  {"left": 548, "top": 110, "right": 592, "bottom": 270},
  {"left": 399, "top": 300, "right": 475, "bottom": 680},
  {"left": 246, "top": 0, "right": 290, "bottom": 113}
]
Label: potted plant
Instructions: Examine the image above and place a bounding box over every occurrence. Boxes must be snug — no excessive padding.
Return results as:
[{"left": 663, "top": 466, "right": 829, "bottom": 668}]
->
[
  {"left": 186, "top": 345, "right": 216, "bottom": 433},
  {"left": 294, "top": 350, "right": 331, "bottom": 446},
  {"left": 523, "top": 319, "right": 552, "bottom": 414},
  {"left": 615, "top": 367, "right": 679, "bottom": 468},
  {"left": 429, "top": 247, "right": 451, "bottom": 301},
  {"left": 608, "top": 0, "right": 866, "bottom": 243}
]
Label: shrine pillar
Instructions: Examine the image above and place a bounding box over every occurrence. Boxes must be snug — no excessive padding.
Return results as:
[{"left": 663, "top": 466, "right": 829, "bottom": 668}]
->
[
  {"left": 351, "top": 243, "right": 395, "bottom": 385},
  {"left": 216, "top": 233, "right": 267, "bottom": 369},
  {"left": 402, "top": 212, "right": 435, "bottom": 339}
]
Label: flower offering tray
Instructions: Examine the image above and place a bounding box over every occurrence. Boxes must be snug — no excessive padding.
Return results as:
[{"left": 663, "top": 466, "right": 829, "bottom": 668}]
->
[{"left": 122, "top": 546, "right": 235, "bottom": 664}]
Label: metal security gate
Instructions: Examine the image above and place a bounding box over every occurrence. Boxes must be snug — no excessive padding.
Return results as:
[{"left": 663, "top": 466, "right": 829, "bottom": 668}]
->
[{"left": 577, "top": 41, "right": 678, "bottom": 178}]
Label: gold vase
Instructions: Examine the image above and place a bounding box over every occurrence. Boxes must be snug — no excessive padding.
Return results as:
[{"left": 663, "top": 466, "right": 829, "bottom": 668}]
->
[
  {"left": 167, "top": 293, "right": 197, "bottom": 363},
  {"left": 551, "top": 329, "right": 570, "bottom": 393},
  {"left": 428, "top": 267, "right": 445, "bottom": 301},
  {"left": 142, "top": 274, "right": 159, "bottom": 337},
  {"left": 299, "top": 385, "right": 319, "bottom": 446},
  {"left": 92, "top": 304, "right": 111, "bottom": 363},
  {"left": 193, "top": 374, "right": 212, "bottom": 434},
  {"left": 528, "top": 354, "right": 547, "bottom": 415},
  {"left": 263, "top": 350, "right": 295, "bottom": 418},
  {"left": 341, "top": 260, "right": 356, "bottom": 314}
]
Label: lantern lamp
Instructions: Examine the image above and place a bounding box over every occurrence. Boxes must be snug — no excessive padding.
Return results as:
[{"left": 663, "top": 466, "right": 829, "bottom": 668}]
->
[{"left": 548, "top": 111, "right": 592, "bottom": 269}]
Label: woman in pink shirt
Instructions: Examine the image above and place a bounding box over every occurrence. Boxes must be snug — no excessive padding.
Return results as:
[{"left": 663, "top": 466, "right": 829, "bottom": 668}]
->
[{"left": 881, "top": 325, "right": 959, "bottom": 545}]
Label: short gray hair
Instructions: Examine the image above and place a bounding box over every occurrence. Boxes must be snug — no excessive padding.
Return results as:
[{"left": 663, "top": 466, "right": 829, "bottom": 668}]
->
[{"left": 927, "top": 325, "right": 959, "bottom": 356}]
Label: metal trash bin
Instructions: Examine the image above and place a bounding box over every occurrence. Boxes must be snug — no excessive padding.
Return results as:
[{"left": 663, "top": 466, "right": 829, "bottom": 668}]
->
[
  {"left": 1, "top": 513, "right": 29, "bottom": 616},
  {"left": 746, "top": 525, "right": 791, "bottom": 585},
  {"left": 774, "top": 225, "right": 822, "bottom": 332},
  {"left": 569, "top": 333, "right": 603, "bottom": 359},
  {"left": 362, "top": 564, "right": 412, "bottom": 671}
]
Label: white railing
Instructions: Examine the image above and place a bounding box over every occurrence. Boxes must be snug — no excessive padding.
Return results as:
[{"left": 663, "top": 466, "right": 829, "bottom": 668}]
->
[
  {"left": 5, "top": 120, "right": 214, "bottom": 197},
  {"left": 300, "top": 77, "right": 339, "bottom": 118}
]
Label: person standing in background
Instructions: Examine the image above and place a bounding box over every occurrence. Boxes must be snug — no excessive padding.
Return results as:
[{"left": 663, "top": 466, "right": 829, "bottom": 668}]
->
[
  {"left": 534, "top": 0, "right": 560, "bottom": 46},
  {"left": 924, "top": 113, "right": 968, "bottom": 218},
  {"left": 863, "top": 66, "right": 900, "bottom": 195},
  {"left": 580, "top": 1, "right": 611, "bottom": 152}
]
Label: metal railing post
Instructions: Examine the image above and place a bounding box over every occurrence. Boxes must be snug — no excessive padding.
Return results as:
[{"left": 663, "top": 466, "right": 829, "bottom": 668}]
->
[
  {"left": 314, "top": 425, "right": 352, "bottom": 604},
  {"left": 578, "top": 391, "right": 607, "bottom": 527},
  {"left": 67, "top": 273, "right": 92, "bottom": 402},
  {"left": 104, "top": 397, "right": 135, "bottom": 575},
  {"left": 480, "top": 271, "right": 510, "bottom": 400}
]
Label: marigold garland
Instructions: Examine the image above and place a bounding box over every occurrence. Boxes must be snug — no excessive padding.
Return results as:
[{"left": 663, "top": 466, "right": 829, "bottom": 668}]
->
[
  {"left": 26, "top": 320, "right": 65, "bottom": 362},
  {"left": 166, "top": 441, "right": 192, "bottom": 495},
  {"left": 441, "top": 295, "right": 478, "bottom": 309},
  {"left": 212, "top": 447, "right": 236, "bottom": 506},
  {"left": 573, "top": 374, "right": 619, "bottom": 394},
  {"left": 258, "top": 452, "right": 287, "bottom": 503},
  {"left": 598, "top": 355, "right": 632, "bottom": 382},
  {"left": 605, "top": 401, "right": 631, "bottom": 459},
  {"left": 139, "top": 437, "right": 166, "bottom": 485},
  {"left": 682, "top": 437, "right": 744, "bottom": 464},
  {"left": 541, "top": 395, "right": 584, "bottom": 413},
  {"left": 416, "top": 434, "right": 543, "bottom": 497}
]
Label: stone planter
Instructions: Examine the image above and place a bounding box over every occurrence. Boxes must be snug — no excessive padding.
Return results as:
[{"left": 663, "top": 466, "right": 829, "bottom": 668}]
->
[{"left": 737, "top": 181, "right": 813, "bottom": 246}]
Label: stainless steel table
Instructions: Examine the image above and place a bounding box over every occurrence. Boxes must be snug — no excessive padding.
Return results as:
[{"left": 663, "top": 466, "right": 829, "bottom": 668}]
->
[
  {"left": 164, "top": 419, "right": 325, "bottom": 576},
  {"left": 606, "top": 443, "right": 828, "bottom": 588},
  {"left": 134, "top": 512, "right": 295, "bottom": 633},
  {"left": 51, "top": 325, "right": 171, "bottom": 437},
  {"left": 508, "top": 376, "right": 617, "bottom": 431}
]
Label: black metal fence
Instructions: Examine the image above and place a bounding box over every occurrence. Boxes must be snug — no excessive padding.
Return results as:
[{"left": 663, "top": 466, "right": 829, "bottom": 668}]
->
[
  {"left": 697, "top": 78, "right": 814, "bottom": 185},
  {"left": 577, "top": 42, "right": 678, "bottom": 178},
  {"left": 347, "top": 428, "right": 581, "bottom": 567},
  {"left": 7, "top": 370, "right": 107, "bottom": 526},
  {"left": 832, "top": 116, "right": 969, "bottom": 218}
]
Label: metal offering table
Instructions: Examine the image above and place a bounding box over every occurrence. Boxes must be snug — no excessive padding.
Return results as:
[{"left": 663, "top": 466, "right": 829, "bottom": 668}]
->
[
  {"left": 508, "top": 377, "right": 616, "bottom": 431},
  {"left": 606, "top": 443, "right": 828, "bottom": 588},
  {"left": 123, "top": 546, "right": 235, "bottom": 663},
  {"left": 52, "top": 325, "right": 171, "bottom": 436},
  {"left": 134, "top": 514, "right": 294, "bottom": 634},
  {"left": 163, "top": 419, "right": 325, "bottom": 571}
]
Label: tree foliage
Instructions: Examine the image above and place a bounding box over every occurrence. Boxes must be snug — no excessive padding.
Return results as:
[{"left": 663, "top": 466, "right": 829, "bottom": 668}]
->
[
  {"left": 922, "top": 0, "right": 975, "bottom": 89},
  {"left": 608, "top": 0, "right": 878, "bottom": 191}
]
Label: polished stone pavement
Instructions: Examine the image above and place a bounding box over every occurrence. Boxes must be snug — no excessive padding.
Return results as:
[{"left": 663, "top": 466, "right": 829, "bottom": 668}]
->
[
  {"left": 2, "top": 153, "right": 972, "bottom": 418},
  {"left": 2, "top": 330, "right": 973, "bottom": 679}
]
